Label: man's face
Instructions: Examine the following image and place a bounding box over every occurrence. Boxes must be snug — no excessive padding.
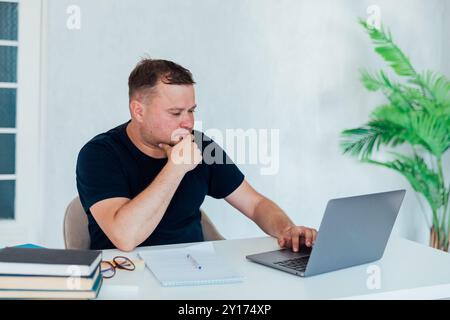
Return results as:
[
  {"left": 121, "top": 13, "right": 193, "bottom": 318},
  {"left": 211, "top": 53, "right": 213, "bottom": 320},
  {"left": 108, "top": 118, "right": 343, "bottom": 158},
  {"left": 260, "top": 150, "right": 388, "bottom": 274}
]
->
[{"left": 136, "top": 82, "right": 196, "bottom": 147}]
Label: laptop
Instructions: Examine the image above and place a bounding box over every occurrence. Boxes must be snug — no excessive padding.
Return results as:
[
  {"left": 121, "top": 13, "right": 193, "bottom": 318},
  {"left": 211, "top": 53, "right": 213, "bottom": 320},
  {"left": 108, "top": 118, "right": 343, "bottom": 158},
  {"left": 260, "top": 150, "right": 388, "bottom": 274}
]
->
[{"left": 246, "top": 189, "right": 406, "bottom": 277}]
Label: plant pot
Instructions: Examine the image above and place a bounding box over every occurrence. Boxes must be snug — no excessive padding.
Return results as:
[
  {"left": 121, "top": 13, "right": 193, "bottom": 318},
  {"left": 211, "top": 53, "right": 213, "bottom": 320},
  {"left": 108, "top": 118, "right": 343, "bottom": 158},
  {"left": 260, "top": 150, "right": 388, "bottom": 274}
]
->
[{"left": 430, "top": 227, "right": 449, "bottom": 252}]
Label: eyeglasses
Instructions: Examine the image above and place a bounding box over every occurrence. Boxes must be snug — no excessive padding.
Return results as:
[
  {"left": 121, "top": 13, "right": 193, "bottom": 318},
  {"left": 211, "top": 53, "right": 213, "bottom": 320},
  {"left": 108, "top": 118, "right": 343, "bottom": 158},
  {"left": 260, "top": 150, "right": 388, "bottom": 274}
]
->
[{"left": 100, "top": 256, "right": 136, "bottom": 279}]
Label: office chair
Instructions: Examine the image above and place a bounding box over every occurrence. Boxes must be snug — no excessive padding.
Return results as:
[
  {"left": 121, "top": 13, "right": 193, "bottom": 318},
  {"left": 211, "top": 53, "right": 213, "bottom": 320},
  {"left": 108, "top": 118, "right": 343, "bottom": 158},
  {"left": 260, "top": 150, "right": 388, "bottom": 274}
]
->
[{"left": 63, "top": 196, "right": 225, "bottom": 250}]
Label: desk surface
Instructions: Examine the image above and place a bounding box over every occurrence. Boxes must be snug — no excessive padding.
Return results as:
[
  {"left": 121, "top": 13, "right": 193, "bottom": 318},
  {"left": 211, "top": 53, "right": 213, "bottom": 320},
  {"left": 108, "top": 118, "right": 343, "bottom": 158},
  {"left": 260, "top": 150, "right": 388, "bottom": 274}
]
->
[{"left": 98, "top": 236, "right": 450, "bottom": 300}]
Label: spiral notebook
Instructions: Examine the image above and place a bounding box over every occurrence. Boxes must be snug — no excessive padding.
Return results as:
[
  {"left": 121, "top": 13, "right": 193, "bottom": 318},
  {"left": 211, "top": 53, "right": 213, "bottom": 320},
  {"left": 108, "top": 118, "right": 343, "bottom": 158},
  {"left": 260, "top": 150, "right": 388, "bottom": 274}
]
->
[{"left": 138, "top": 242, "right": 244, "bottom": 287}]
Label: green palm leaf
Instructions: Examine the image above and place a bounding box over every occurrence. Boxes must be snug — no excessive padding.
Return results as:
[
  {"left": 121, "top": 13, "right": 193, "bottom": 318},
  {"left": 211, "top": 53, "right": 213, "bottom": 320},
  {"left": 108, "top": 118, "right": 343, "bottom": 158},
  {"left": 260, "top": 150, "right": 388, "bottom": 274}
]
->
[
  {"left": 367, "top": 153, "right": 444, "bottom": 211},
  {"left": 371, "top": 105, "right": 450, "bottom": 156},
  {"left": 341, "top": 118, "right": 407, "bottom": 159},
  {"left": 413, "top": 71, "right": 450, "bottom": 107},
  {"left": 360, "top": 19, "right": 417, "bottom": 78},
  {"left": 408, "top": 112, "right": 450, "bottom": 157},
  {"left": 361, "top": 70, "right": 415, "bottom": 111}
]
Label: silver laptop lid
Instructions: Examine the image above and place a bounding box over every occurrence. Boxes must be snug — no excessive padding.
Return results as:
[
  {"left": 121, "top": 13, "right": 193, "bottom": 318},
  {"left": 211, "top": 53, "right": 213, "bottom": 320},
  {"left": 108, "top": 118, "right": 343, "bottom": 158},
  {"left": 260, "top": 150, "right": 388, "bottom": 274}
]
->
[{"left": 304, "top": 189, "right": 405, "bottom": 277}]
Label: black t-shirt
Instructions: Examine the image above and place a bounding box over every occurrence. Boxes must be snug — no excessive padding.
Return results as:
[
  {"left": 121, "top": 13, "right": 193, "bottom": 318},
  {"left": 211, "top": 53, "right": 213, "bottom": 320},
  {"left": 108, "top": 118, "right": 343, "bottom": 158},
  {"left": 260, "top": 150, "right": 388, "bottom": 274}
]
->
[{"left": 76, "top": 122, "right": 244, "bottom": 250}]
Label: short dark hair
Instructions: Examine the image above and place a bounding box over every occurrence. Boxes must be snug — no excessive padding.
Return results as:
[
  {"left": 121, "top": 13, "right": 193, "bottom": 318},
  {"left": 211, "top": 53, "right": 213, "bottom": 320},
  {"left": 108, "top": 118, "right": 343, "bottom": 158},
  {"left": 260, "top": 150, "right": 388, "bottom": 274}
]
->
[{"left": 128, "top": 58, "right": 195, "bottom": 103}]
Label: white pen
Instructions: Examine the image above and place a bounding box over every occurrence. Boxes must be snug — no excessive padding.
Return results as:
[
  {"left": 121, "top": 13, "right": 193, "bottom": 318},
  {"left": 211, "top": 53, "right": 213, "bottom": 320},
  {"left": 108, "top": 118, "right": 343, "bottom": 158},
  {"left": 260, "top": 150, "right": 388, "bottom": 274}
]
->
[{"left": 186, "top": 254, "right": 202, "bottom": 269}]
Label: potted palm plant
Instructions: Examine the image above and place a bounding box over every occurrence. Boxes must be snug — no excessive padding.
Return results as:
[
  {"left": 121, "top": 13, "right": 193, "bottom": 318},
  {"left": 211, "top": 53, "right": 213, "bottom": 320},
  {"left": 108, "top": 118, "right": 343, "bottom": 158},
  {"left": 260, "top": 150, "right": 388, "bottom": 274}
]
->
[{"left": 340, "top": 20, "right": 450, "bottom": 251}]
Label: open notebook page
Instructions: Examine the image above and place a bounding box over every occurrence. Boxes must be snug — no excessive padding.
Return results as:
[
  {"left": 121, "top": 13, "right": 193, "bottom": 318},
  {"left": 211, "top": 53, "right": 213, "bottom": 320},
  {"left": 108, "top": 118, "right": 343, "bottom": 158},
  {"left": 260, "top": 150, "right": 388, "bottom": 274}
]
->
[{"left": 138, "top": 242, "right": 244, "bottom": 287}]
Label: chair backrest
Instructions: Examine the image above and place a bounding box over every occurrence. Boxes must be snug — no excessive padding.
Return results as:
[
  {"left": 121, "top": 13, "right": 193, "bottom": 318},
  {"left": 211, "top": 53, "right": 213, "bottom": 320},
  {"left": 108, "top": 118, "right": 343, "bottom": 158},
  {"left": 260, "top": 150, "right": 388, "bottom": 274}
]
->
[
  {"left": 200, "top": 208, "right": 225, "bottom": 241},
  {"left": 63, "top": 197, "right": 91, "bottom": 250},
  {"left": 63, "top": 197, "right": 224, "bottom": 250}
]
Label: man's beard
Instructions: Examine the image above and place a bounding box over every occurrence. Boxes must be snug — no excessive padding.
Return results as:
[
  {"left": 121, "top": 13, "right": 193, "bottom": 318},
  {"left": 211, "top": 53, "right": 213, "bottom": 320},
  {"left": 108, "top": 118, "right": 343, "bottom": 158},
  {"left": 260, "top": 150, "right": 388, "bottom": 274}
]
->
[{"left": 139, "top": 129, "right": 164, "bottom": 149}]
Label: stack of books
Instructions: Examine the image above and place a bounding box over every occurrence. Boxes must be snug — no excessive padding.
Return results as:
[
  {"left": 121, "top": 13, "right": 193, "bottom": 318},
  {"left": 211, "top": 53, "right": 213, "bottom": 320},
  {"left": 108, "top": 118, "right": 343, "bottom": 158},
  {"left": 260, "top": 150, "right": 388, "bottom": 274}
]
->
[{"left": 0, "top": 247, "right": 103, "bottom": 299}]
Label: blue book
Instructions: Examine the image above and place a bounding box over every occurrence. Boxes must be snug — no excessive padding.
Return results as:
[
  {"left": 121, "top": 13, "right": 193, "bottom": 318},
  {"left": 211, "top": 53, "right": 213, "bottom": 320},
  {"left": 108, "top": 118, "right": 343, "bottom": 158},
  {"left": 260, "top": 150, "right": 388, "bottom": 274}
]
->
[{"left": 11, "top": 244, "right": 45, "bottom": 249}]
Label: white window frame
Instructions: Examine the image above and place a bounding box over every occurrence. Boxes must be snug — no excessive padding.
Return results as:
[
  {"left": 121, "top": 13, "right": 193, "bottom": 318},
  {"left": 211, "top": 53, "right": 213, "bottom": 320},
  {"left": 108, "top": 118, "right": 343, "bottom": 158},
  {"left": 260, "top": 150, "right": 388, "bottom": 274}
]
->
[{"left": 0, "top": 0, "right": 43, "bottom": 246}]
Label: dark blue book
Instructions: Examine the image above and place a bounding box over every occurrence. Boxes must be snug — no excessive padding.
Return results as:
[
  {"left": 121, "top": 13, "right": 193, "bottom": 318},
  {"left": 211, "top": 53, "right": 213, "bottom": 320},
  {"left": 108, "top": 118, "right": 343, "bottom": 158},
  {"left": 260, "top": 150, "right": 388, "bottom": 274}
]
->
[{"left": 0, "top": 247, "right": 102, "bottom": 276}]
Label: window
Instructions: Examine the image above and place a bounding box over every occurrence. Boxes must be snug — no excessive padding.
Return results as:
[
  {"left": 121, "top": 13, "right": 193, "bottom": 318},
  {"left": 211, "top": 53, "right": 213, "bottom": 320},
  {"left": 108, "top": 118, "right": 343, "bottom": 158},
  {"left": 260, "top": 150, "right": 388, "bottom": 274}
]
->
[
  {"left": 0, "top": 0, "right": 42, "bottom": 245},
  {"left": 0, "top": 0, "right": 18, "bottom": 220}
]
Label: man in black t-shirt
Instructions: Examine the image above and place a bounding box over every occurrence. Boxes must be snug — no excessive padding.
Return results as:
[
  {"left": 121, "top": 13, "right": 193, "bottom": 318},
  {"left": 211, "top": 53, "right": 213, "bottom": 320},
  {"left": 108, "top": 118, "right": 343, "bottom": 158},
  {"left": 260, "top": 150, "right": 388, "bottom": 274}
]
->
[{"left": 76, "top": 58, "right": 317, "bottom": 251}]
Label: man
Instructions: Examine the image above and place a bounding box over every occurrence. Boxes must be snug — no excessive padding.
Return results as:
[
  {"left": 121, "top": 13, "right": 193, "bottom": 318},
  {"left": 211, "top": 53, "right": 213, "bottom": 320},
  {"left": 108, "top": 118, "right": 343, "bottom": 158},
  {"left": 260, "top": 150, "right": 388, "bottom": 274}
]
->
[{"left": 76, "top": 58, "right": 317, "bottom": 252}]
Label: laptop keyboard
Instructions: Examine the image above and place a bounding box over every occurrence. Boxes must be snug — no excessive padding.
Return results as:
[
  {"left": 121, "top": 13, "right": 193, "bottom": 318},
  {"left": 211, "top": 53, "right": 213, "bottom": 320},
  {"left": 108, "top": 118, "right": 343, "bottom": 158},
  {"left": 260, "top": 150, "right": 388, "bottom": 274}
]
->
[{"left": 274, "top": 256, "right": 310, "bottom": 272}]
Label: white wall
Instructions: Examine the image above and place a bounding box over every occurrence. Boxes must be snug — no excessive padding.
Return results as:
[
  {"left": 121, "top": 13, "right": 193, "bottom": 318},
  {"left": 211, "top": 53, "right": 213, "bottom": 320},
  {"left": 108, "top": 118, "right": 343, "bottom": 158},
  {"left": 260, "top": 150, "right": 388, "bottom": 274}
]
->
[{"left": 39, "top": 0, "right": 449, "bottom": 247}]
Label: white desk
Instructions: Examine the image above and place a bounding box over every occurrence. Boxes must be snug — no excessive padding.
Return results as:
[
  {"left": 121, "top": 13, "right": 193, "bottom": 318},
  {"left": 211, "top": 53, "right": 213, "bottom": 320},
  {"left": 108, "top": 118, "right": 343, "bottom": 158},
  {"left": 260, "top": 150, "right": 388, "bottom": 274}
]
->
[{"left": 98, "top": 236, "right": 450, "bottom": 300}]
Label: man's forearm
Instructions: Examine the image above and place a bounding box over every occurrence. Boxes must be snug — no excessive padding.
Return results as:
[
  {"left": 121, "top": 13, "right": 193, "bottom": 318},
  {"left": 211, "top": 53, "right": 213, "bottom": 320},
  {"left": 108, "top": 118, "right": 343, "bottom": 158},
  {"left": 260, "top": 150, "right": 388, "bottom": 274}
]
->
[
  {"left": 252, "top": 197, "right": 295, "bottom": 238},
  {"left": 113, "top": 162, "right": 185, "bottom": 248}
]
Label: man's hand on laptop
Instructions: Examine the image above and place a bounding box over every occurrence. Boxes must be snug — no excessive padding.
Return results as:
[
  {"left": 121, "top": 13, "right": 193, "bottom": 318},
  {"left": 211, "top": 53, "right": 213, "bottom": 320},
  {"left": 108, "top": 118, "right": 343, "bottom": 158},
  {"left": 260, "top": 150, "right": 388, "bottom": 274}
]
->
[{"left": 278, "top": 225, "right": 318, "bottom": 252}]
